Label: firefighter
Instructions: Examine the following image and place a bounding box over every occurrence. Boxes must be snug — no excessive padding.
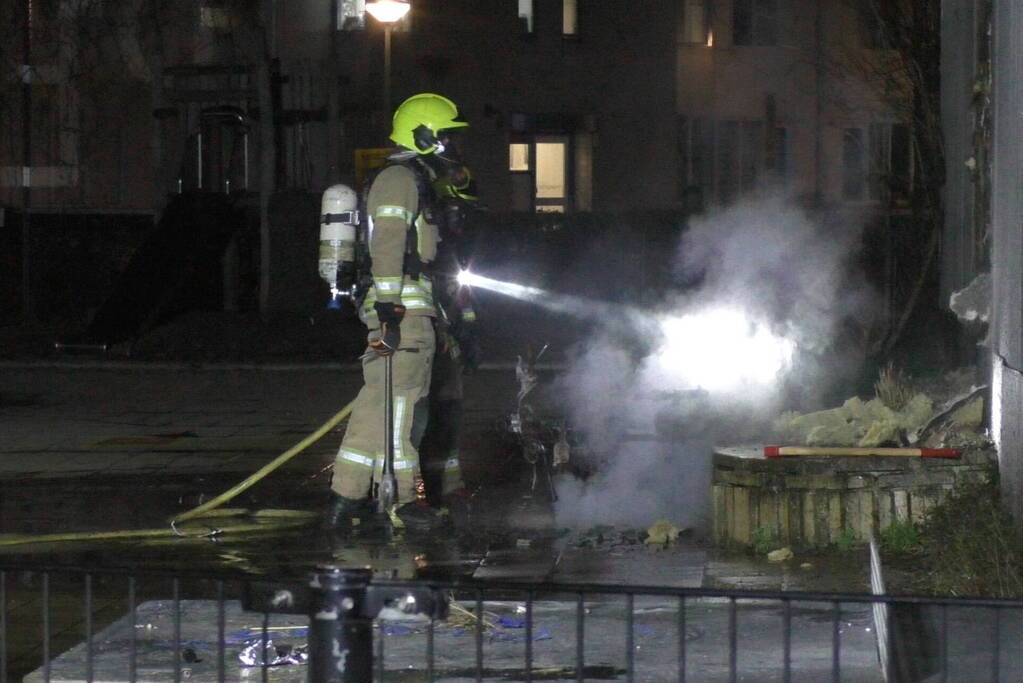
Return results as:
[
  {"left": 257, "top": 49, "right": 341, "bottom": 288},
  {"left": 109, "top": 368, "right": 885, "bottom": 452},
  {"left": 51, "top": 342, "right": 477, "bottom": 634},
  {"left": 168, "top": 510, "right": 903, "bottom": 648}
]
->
[
  {"left": 329, "top": 93, "right": 468, "bottom": 532},
  {"left": 418, "top": 166, "right": 481, "bottom": 523}
]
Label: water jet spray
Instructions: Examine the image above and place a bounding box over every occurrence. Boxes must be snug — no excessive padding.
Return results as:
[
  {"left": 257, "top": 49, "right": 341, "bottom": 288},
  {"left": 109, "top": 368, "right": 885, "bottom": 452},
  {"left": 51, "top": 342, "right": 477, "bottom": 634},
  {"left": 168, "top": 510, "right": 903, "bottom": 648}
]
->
[{"left": 458, "top": 268, "right": 796, "bottom": 394}]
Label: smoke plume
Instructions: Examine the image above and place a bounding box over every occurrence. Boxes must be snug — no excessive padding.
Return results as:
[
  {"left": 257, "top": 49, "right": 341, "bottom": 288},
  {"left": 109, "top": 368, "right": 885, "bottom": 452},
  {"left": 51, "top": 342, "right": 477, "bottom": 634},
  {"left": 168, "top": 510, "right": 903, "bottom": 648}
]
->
[{"left": 550, "top": 197, "right": 872, "bottom": 532}]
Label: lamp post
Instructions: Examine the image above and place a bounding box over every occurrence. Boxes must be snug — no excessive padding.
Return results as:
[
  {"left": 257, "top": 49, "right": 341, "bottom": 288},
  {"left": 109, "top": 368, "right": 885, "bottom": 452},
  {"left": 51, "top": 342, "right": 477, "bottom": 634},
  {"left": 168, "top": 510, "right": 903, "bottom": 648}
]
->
[{"left": 365, "top": 0, "right": 411, "bottom": 116}]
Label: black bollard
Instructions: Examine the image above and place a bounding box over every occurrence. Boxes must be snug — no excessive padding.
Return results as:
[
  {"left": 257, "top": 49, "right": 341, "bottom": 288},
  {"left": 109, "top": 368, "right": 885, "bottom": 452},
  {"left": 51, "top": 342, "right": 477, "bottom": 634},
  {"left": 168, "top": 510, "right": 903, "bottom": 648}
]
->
[{"left": 307, "top": 567, "right": 373, "bottom": 682}]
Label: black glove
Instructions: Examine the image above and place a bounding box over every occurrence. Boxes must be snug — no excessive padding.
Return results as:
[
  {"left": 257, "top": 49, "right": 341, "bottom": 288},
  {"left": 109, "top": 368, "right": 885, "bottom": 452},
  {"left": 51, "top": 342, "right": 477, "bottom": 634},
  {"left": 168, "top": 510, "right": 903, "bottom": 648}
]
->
[{"left": 371, "top": 302, "right": 405, "bottom": 356}]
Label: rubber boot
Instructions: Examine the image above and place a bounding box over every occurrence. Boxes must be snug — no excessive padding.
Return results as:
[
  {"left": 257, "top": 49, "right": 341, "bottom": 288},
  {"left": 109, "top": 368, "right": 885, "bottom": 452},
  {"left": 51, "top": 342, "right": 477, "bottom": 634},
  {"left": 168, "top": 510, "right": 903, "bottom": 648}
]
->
[
  {"left": 441, "top": 489, "right": 473, "bottom": 529},
  {"left": 395, "top": 499, "right": 444, "bottom": 533},
  {"left": 327, "top": 494, "right": 366, "bottom": 535}
]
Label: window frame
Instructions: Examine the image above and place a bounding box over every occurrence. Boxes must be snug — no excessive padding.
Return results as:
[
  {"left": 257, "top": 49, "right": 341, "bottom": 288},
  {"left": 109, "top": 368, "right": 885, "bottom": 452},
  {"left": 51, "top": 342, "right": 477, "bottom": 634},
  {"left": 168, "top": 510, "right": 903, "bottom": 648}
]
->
[
  {"left": 508, "top": 135, "right": 573, "bottom": 213},
  {"left": 518, "top": 0, "right": 534, "bottom": 34},
  {"left": 562, "top": 0, "right": 578, "bottom": 37},
  {"left": 681, "top": 0, "right": 711, "bottom": 45},
  {"left": 842, "top": 123, "right": 913, "bottom": 204},
  {"left": 678, "top": 116, "right": 786, "bottom": 206}
]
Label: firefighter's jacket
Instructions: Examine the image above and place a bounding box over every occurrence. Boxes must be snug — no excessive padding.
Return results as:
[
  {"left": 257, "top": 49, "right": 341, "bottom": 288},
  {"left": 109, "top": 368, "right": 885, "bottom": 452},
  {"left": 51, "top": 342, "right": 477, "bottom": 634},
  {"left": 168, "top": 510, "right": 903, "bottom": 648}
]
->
[{"left": 358, "top": 161, "right": 438, "bottom": 326}]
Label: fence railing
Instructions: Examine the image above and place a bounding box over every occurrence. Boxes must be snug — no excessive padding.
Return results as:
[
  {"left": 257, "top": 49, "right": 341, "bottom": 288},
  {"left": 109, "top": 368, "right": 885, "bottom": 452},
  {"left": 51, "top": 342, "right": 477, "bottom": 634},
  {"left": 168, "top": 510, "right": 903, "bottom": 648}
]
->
[{"left": 3, "top": 562, "right": 1022, "bottom": 682}]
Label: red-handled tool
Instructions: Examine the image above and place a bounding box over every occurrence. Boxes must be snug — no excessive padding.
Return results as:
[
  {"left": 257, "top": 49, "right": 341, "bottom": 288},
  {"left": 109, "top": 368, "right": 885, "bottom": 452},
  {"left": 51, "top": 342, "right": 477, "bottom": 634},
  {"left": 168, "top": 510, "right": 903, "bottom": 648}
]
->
[{"left": 764, "top": 446, "right": 960, "bottom": 458}]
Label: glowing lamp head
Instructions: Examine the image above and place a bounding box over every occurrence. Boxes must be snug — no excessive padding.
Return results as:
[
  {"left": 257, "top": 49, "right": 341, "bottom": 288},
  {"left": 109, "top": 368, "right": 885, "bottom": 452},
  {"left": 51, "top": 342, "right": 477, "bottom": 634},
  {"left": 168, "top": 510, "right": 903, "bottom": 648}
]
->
[
  {"left": 457, "top": 269, "right": 479, "bottom": 287},
  {"left": 365, "top": 0, "right": 411, "bottom": 23}
]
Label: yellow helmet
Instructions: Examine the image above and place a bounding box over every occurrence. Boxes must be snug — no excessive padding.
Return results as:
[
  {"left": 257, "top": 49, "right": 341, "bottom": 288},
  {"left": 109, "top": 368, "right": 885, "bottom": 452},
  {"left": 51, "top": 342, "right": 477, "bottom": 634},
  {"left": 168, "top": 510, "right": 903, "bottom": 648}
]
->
[{"left": 390, "top": 93, "right": 468, "bottom": 155}]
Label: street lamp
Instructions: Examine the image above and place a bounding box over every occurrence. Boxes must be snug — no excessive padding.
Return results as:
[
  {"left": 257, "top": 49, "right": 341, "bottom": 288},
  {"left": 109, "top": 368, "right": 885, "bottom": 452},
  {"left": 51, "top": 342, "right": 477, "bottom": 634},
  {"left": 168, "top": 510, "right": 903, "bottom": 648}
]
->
[{"left": 365, "top": 0, "right": 411, "bottom": 115}]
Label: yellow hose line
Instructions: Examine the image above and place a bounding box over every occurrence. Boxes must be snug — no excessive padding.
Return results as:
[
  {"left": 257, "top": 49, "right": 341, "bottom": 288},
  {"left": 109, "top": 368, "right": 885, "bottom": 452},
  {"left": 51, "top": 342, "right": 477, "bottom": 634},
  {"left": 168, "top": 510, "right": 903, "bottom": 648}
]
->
[
  {"left": 0, "top": 401, "right": 354, "bottom": 548},
  {"left": 0, "top": 512, "right": 318, "bottom": 548},
  {"left": 171, "top": 399, "right": 355, "bottom": 524}
]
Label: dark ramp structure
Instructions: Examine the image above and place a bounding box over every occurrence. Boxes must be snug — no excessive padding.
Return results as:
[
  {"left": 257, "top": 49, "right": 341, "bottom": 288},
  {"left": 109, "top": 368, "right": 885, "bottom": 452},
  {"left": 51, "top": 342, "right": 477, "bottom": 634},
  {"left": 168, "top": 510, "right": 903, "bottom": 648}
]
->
[{"left": 61, "top": 191, "right": 253, "bottom": 349}]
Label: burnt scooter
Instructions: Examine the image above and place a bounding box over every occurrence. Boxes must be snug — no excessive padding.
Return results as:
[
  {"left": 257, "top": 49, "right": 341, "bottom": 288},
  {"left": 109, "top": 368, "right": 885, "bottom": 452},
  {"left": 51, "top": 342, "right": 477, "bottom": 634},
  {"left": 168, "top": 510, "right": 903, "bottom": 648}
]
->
[{"left": 504, "top": 344, "right": 572, "bottom": 503}]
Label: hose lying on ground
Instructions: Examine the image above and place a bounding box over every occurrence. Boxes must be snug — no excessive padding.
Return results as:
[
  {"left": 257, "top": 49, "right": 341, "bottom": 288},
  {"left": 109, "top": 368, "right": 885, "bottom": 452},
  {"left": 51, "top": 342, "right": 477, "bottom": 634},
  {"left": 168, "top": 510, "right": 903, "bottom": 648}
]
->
[
  {"left": 0, "top": 399, "right": 356, "bottom": 548},
  {"left": 171, "top": 399, "right": 355, "bottom": 523}
]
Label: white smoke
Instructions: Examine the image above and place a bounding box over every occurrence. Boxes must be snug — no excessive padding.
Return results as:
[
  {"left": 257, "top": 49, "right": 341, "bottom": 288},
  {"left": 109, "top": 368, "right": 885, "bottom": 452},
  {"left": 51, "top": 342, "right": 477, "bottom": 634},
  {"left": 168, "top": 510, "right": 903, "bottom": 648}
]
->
[{"left": 551, "top": 197, "right": 872, "bottom": 532}]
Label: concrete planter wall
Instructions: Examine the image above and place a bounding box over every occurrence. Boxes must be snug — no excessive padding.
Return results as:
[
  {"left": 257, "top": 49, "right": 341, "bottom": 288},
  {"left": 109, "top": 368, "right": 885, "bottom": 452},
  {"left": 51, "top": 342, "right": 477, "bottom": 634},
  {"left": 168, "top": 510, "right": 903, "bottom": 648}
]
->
[{"left": 711, "top": 446, "right": 993, "bottom": 549}]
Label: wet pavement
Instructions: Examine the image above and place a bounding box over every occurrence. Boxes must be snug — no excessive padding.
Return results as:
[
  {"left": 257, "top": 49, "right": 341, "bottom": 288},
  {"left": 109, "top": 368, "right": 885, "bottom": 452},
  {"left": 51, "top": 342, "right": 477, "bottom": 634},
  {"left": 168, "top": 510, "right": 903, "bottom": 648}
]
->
[
  {"left": 0, "top": 361, "right": 897, "bottom": 681},
  {"left": 0, "top": 362, "right": 715, "bottom": 584}
]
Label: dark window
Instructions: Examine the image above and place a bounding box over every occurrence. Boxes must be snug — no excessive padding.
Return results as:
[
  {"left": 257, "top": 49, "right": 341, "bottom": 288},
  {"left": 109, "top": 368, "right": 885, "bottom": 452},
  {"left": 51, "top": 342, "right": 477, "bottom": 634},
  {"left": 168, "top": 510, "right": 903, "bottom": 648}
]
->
[
  {"left": 680, "top": 117, "right": 781, "bottom": 205},
  {"left": 740, "top": 120, "right": 764, "bottom": 191},
  {"left": 767, "top": 126, "right": 787, "bottom": 182},
  {"left": 866, "top": 122, "right": 912, "bottom": 202},
  {"left": 889, "top": 123, "right": 911, "bottom": 200},
  {"left": 843, "top": 128, "right": 866, "bottom": 200},
  {"left": 716, "top": 121, "right": 739, "bottom": 203},
  {"left": 844, "top": 123, "right": 913, "bottom": 203},
  {"left": 734, "top": 0, "right": 779, "bottom": 46},
  {"left": 857, "top": 2, "right": 890, "bottom": 49}
]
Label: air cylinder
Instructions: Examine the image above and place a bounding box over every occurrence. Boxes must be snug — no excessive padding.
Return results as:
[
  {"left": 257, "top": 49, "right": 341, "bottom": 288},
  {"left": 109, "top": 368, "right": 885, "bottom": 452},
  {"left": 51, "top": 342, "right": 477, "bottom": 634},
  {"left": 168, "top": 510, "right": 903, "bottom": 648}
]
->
[{"left": 319, "top": 184, "right": 359, "bottom": 296}]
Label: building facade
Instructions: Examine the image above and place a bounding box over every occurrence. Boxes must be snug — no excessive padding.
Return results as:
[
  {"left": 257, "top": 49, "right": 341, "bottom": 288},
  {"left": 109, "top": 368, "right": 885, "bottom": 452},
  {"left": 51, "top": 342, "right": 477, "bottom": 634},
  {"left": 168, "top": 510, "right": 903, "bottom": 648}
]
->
[{"left": 1, "top": 0, "right": 911, "bottom": 216}]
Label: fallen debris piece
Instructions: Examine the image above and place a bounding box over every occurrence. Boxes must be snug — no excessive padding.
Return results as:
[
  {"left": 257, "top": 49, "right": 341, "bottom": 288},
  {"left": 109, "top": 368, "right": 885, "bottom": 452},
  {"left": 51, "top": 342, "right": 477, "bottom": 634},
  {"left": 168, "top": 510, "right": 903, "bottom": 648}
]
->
[
  {"left": 644, "top": 520, "right": 681, "bottom": 545},
  {"left": 767, "top": 547, "right": 793, "bottom": 562},
  {"left": 238, "top": 639, "right": 308, "bottom": 667},
  {"left": 907, "top": 385, "right": 987, "bottom": 445}
]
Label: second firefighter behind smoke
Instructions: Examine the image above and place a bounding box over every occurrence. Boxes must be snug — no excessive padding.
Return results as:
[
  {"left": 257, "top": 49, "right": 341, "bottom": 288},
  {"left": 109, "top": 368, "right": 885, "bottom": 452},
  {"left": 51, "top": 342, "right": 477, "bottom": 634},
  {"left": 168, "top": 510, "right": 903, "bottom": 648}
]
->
[{"left": 418, "top": 164, "right": 481, "bottom": 525}]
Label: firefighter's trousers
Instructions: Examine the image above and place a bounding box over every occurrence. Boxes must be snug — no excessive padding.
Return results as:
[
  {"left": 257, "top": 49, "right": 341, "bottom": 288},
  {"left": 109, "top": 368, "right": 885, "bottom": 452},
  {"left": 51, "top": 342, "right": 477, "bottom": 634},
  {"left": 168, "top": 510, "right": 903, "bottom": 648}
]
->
[
  {"left": 419, "top": 343, "right": 465, "bottom": 501},
  {"left": 331, "top": 315, "right": 435, "bottom": 502}
]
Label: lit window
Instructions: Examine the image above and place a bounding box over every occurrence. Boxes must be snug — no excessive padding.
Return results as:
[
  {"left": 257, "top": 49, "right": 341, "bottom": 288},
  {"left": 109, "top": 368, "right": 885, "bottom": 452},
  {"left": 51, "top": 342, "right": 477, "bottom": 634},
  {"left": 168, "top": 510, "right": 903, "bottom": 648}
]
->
[
  {"left": 518, "top": 0, "right": 533, "bottom": 33},
  {"left": 509, "top": 143, "right": 530, "bottom": 171},
  {"left": 681, "top": 0, "right": 709, "bottom": 44},
  {"left": 563, "top": 0, "right": 577, "bottom": 36},
  {"left": 337, "top": 0, "right": 367, "bottom": 30},
  {"left": 509, "top": 136, "right": 572, "bottom": 212},
  {"left": 536, "top": 142, "right": 566, "bottom": 199}
]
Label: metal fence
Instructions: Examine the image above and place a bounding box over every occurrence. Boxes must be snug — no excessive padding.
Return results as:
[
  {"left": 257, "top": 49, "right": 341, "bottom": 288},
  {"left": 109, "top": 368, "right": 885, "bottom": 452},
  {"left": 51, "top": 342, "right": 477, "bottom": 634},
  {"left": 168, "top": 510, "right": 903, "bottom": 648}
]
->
[{"left": 3, "top": 562, "right": 1023, "bottom": 682}]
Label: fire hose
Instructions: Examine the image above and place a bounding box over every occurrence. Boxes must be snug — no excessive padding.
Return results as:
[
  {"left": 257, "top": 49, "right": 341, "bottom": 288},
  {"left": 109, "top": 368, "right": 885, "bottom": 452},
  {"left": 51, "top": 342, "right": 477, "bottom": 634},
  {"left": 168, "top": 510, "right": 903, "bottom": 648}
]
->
[{"left": 0, "top": 399, "right": 356, "bottom": 548}]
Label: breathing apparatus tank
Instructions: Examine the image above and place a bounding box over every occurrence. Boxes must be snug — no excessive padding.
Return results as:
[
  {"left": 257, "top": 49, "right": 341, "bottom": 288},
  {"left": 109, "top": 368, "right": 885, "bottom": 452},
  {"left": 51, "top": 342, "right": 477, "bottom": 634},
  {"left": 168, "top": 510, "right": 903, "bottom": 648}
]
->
[{"left": 318, "top": 184, "right": 361, "bottom": 307}]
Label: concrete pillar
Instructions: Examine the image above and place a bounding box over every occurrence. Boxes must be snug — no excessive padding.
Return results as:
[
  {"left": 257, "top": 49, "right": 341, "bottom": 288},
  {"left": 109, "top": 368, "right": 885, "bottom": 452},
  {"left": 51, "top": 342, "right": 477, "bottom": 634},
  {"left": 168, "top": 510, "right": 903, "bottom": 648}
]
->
[{"left": 991, "top": 0, "right": 1023, "bottom": 520}]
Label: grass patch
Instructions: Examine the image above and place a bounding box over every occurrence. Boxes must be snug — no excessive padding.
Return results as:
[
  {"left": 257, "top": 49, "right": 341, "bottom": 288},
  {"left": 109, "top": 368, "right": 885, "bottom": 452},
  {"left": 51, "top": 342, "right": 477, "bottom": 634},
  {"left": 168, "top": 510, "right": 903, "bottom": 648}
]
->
[
  {"left": 834, "top": 528, "right": 860, "bottom": 552},
  {"left": 751, "top": 525, "right": 779, "bottom": 555},
  {"left": 880, "top": 521, "right": 923, "bottom": 555}
]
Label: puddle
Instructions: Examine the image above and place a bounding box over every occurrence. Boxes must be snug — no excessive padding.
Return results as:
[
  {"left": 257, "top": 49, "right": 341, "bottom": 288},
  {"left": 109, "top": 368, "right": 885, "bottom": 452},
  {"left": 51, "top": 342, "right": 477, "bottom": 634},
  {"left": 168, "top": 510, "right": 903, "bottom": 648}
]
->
[{"left": 704, "top": 549, "right": 871, "bottom": 593}]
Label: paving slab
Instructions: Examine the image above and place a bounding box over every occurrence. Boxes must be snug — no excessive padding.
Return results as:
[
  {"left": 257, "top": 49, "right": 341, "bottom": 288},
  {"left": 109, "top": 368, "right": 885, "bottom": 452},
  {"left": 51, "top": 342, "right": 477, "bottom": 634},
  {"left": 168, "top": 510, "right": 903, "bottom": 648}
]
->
[{"left": 553, "top": 547, "right": 706, "bottom": 588}]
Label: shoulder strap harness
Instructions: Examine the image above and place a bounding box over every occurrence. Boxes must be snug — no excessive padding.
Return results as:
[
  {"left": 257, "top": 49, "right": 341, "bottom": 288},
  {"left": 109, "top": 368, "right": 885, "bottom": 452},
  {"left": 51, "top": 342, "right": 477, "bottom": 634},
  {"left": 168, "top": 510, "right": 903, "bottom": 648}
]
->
[{"left": 361, "top": 157, "right": 434, "bottom": 282}]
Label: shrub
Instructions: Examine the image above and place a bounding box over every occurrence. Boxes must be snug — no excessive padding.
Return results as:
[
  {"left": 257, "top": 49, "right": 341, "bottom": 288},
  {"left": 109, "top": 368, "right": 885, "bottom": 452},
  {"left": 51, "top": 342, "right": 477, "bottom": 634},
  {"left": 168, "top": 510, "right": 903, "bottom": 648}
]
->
[{"left": 918, "top": 477, "right": 1023, "bottom": 597}]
